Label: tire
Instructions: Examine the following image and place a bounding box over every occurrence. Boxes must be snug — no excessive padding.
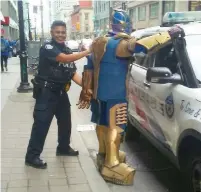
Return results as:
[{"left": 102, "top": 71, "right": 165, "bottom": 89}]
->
[
  {"left": 182, "top": 148, "right": 201, "bottom": 192},
  {"left": 125, "top": 119, "right": 141, "bottom": 141}
]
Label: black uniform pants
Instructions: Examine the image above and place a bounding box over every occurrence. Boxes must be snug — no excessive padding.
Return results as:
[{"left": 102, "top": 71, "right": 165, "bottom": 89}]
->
[{"left": 26, "top": 87, "right": 71, "bottom": 160}]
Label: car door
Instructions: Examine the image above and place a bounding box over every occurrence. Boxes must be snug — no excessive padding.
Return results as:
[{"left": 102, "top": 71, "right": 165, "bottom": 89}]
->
[
  {"left": 128, "top": 53, "right": 157, "bottom": 134},
  {"left": 143, "top": 44, "right": 181, "bottom": 150}
]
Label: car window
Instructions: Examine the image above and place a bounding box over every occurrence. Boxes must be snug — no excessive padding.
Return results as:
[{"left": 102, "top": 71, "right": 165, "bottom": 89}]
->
[
  {"left": 151, "top": 44, "right": 179, "bottom": 74},
  {"left": 144, "top": 54, "right": 156, "bottom": 68},
  {"left": 134, "top": 53, "right": 146, "bottom": 67}
]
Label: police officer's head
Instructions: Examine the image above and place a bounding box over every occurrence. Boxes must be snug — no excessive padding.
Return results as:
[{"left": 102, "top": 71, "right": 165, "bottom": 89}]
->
[{"left": 51, "top": 20, "right": 66, "bottom": 44}]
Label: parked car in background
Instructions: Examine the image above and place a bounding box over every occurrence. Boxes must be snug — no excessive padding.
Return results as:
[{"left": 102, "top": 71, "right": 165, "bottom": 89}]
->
[
  {"left": 78, "top": 38, "right": 92, "bottom": 51},
  {"left": 66, "top": 40, "right": 79, "bottom": 52}
]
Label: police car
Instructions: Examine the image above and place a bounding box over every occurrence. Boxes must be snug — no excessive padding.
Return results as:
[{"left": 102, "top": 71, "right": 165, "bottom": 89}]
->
[
  {"left": 130, "top": 11, "right": 201, "bottom": 40},
  {"left": 127, "top": 13, "right": 201, "bottom": 192}
]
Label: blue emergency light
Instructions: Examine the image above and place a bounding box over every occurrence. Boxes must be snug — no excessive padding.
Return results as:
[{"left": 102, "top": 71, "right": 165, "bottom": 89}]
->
[{"left": 162, "top": 11, "right": 201, "bottom": 25}]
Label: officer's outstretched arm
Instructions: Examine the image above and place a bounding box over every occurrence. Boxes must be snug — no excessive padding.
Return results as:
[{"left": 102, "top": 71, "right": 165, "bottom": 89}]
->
[
  {"left": 72, "top": 72, "right": 82, "bottom": 87},
  {"left": 56, "top": 50, "right": 90, "bottom": 63}
]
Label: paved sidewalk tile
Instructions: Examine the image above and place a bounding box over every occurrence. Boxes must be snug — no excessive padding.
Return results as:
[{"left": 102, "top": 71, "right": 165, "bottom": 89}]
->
[
  {"left": 1, "top": 72, "right": 110, "bottom": 192},
  {"left": 7, "top": 188, "right": 28, "bottom": 192},
  {"left": 69, "top": 184, "right": 92, "bottom": 192},
  {"left": 8, "top": 180, "right": 28, "bottom": 188},
  {"left": 50, "top": 186, "right": 69, "bottom": 192}
]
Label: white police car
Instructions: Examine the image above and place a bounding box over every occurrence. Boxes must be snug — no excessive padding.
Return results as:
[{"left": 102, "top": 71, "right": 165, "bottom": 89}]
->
[{"left": 127, "top": 21, "right": 201, "bottom": 192}]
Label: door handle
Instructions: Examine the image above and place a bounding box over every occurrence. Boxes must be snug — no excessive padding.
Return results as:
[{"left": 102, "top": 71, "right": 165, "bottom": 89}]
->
[{"left": 143, "top": 81, "right": 150, "bottom": 88}]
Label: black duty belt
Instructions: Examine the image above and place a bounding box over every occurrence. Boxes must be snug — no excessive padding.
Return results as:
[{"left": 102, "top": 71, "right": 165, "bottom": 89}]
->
[{"left": 31, "top": 79, "right": 65, "bottom": 91}]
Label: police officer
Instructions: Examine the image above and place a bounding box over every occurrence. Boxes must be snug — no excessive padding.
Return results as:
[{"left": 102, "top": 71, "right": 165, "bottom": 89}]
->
[{"left": 25, "top": 20, "right": 92, "bottom": 169}]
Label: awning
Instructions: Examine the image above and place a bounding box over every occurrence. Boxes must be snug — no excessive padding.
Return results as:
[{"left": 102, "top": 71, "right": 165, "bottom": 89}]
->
[{"left": 0, "top": 11, "right": 5, "bottom": 22}]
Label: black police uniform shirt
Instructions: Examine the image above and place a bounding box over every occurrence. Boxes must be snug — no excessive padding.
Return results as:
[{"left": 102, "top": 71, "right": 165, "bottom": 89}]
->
[{"left": 37, "top": 39, "right": 77, "bottom": 84}]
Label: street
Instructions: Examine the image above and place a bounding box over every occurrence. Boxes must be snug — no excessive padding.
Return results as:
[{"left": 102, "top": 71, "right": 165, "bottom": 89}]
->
[{"left": 1, "top": 57, "right": 183, "bottom": 192}]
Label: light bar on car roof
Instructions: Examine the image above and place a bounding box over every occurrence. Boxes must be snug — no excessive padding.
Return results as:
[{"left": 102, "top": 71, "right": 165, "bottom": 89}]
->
[{"left": 163, "top": 11, "right": 201, "bottom": 24}]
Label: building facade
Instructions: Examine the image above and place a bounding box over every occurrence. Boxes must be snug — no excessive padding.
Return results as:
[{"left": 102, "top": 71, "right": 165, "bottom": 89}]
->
[
  {"left": 66, "top": 14, "right": 72, "bottom": 40},
  {"left": 127, "top": 1, "right": 201, "bottom": 30},
  {"left": 93, "top": 1, "right": 110, "bottom": 37},
  {"left": 112, "top": 1, "right": 128, "bottom": 10},
  {"left": 52, "top": 0, "right": 77, "bottom": 21},
  {"left": 1, "top": 0, "right": 19, "bottom": 40},
  {"left": 71, "top": 0, "right": 94, "bottom": 39}
]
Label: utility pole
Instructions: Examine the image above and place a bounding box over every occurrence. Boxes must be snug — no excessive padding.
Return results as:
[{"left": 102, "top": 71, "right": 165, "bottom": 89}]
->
[
  {"left": 40, "top": 0, "right": 44, "bottom": 44},
  {"left": 17, "top": 0, "right": 32, "bottom": 93},
  {"left": 26, "top": 3, "right": 33, "bottom": 41}
]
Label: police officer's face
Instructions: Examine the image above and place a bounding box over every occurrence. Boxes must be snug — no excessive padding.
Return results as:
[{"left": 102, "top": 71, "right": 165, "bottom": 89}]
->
[{"left": 51, "top": 26, "right": 66, "bottom": 44}]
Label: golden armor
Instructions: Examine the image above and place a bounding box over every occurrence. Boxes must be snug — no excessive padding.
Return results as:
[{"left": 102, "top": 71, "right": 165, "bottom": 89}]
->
[{"left": 96, "top": 104, "right": 135, "bottom": 185}]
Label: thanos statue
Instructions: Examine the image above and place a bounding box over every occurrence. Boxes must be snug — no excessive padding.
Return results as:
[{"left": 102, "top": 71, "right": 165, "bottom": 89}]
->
[{"left": 77, "top": 9, "right": 146, "bottom": 185}]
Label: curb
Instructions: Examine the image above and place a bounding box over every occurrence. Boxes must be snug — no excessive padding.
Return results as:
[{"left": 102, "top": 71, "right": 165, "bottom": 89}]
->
[{"left": 71, "top": 128, "right": 111, "bottom": 192}]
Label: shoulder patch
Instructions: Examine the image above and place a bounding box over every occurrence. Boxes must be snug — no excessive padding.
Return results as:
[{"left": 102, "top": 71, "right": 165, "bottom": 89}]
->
[{"left": 45, "top": 44, "right": 53, "bottom": 49}]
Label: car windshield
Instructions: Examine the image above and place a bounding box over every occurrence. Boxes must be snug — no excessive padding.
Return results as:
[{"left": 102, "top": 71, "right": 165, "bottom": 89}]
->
[{"left": 185, "top": 35, "right": 201, "bottom": 82}]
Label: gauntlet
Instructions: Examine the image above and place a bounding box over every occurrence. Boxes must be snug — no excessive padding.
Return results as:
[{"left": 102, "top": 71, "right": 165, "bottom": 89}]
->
[{"left": 77, "top": 70, "right": 93, "bottom": 109}]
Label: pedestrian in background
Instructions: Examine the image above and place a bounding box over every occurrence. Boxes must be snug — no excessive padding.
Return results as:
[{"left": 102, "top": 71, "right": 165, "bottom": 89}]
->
[
  {"left": 25, "top": 20, "right": 92, "bottom": 169},
  {"left": 1, "top": 35, "right": 10, "bottom": 72}
]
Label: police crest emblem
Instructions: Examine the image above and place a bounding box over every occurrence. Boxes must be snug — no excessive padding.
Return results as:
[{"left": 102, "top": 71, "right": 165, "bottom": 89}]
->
[
  {"left": 165, "top": 94, "right": 174, "bottom": 118},
  {"left": 45, "top": 44, "right": 53, "bottom": 49}
]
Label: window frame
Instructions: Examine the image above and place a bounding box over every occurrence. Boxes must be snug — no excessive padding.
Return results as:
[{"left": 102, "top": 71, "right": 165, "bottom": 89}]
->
[
  {"left": 138, "top": 6, "right": 146, "bottom": 21},
  {"left": 85, "top": 13, "right": 89, "bottom": 20},
  {"left": 149, "top": 2, "right": 159, "bottom": 19},
  {"left": 163, "top": 1, "right": 175, "bottom": 15}
]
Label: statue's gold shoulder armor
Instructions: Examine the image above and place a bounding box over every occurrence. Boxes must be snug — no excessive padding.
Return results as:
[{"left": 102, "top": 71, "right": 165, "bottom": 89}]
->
[
  {"left": 92, "top": 36, "right": 109, "bottom": 68},
  {"left": 114, "top": 32, "right": 130, "bottom": 40},
  {"left": 92, "top": 36, "right": 109, "bottom": 58}
]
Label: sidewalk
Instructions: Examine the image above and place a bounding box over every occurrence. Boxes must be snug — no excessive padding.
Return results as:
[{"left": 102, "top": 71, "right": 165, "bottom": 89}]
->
[
  {"left": 1, "top": 57, "right": 21, "bottom": 111},
  {"left": 1, "top": 73, "right": 111, "bottom": 192}
]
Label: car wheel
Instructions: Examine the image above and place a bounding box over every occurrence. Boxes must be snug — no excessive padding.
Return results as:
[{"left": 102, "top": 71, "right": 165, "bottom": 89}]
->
[
  {"left": 125, "top": 119, "right": 141, "bottom": 141},
  {"left": 183, "top": 148, "right": 201, "bottom": 192},
  {"left": 192, "top": 158, "right": 201, "bottom": 192}
]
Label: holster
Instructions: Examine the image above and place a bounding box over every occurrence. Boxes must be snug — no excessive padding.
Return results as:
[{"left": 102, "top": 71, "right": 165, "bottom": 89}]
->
[{"left": 31, "top": 79, "right": 42, "bottom": 99}]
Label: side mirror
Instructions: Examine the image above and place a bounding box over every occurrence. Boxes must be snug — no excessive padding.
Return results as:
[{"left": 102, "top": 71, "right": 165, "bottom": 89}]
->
[{"left": 146, "top": 67, "right": 182, "bottom": 84}]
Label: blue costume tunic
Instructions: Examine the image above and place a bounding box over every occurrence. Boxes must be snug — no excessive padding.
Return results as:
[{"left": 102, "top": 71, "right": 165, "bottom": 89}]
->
[{"left": 84, "top": 36, "right": 146, "bottom": 130}]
